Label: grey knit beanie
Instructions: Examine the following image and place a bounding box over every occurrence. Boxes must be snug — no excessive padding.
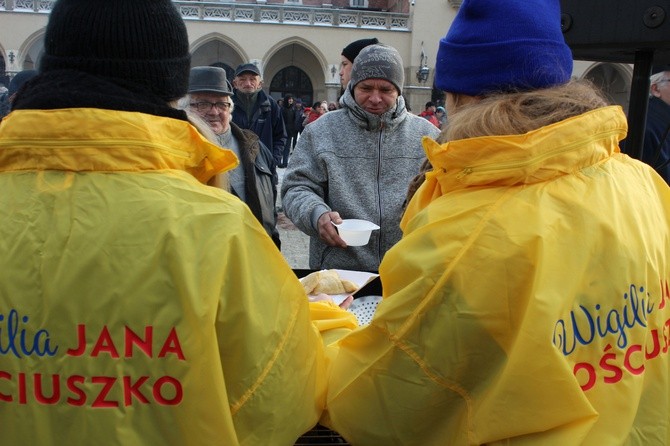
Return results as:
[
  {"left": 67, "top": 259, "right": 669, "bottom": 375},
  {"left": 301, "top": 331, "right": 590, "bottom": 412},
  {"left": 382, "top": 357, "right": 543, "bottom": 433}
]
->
[{"left": 349, "top": 44, "right": 404, "bottom": 94}]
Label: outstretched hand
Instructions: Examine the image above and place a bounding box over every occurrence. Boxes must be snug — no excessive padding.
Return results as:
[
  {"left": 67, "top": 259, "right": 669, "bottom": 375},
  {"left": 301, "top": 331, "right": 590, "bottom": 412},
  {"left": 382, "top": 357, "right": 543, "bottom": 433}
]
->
[
  {"left": 309, "top": 293, "right": 354, "bottom": 310},
  {"left": 317, "top": 211, "right": 347, "bottom": 248}
]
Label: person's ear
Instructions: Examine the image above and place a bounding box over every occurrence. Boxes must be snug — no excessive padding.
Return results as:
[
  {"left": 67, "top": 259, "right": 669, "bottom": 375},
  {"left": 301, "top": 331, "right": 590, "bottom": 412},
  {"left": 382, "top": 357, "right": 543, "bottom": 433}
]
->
[{"left": 651, "top": 83, "right": 662, "bottom": 98}]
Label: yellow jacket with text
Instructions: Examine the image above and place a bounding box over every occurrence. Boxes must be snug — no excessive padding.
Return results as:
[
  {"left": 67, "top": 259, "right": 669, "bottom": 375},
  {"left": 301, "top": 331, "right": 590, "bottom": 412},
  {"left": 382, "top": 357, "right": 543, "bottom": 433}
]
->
[
  {"left": 0, "top": 108, "right": 355, "bottom": 446},
  {"left": 323, "top": 106, "right": 670, "bottom": 445}
]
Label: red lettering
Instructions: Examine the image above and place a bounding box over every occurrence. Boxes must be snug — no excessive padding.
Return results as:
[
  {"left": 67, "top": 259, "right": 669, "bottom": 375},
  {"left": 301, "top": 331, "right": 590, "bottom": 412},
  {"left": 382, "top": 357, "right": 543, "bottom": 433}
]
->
[
  {"left": 68, "top": 325, "right": 184, "bottom": 359},
  {"left": 574, "top": 362, "right": 596, "bottom": 391},
  {"left": 624, "top": 344, "right": 644, "bottom": 375},
  {"left": 599, "top": 345, "right": 623, "bottom": 384},
  {"left": 67, "top": 375, "right": 86, "bottom": 406},
  {"left": 123, "top": 376, "right": 149, "bottom": 406},
  {"left": 67, "top": 325, "right": 87, "bottom": 357},
  {"left": 158, "top": 328, "right": 185, "bottom": 360},
  {"left": 0, "top": 371, "right": 12, "bottom": 402},
  {"left": 660, "top": 280, "right": 670, "bottom": 310},
  {"left": 34, "top": 373, "right": 60, "bottom": 404},
  {"left": 664, "top": 319, "right": 670, "bottom": 354},
  {"left": 18, "top": 372, "right": 26, "bottom": 404},
  {"left": 91, "top": 327, "right": 119, "bottom": 358},
  {"left": 91, "top": 376, "right": 118, "bottom": 408},
  {"left": 125, "top": 326, "right": 152, "bottom": 358},
  {"left": 0, "top": 373, "right": 184, "bottom": 407},
  {"left": 153, "top": 376, "right": 183, "bottom": 405},
  {"left": 645, "top": 329, "right": 662, "bottom": 360}
]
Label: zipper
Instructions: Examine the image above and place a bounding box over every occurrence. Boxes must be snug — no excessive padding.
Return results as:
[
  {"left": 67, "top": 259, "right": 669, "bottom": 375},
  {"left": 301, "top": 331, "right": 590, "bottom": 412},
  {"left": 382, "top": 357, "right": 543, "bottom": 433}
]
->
[
  {"left": 0, "top": 138, "right": 192, "bottom": 159},
  {"left": 376, "top": 124, "right": 384, "bottom": 264},
  {"left": 454, "top": 129, "right": 620, "bottom": 180}
]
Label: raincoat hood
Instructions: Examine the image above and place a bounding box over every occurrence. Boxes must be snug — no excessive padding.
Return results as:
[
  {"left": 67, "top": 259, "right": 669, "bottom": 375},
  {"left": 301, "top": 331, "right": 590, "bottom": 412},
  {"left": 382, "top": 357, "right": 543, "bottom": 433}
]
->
[{"left": 0, "top": 107, "right": 238, "bottom": 182}]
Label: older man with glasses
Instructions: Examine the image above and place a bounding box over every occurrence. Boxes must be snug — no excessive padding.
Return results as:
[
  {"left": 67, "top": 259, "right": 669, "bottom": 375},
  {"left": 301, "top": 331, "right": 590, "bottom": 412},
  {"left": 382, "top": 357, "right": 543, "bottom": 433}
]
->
[
  {"left": 642, "top": 65, "right": 670, "bottom": 184},
  {"left": 188, "top": 66, "right": 280, "bottom": 247}
]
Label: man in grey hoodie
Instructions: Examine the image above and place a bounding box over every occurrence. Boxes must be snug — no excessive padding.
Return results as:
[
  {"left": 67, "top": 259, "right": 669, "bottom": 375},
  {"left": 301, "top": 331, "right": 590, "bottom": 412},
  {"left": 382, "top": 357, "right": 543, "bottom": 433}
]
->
[{"left": 281, "top": 44, "right": 440, "bottom": 272}]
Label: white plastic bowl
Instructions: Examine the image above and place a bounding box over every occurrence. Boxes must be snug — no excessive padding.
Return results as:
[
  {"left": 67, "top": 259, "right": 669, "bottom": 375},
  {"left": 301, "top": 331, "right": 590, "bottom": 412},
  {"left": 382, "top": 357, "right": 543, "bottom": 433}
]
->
[{"left": 333, "top": 219, "right": 380, "bottom": 246}]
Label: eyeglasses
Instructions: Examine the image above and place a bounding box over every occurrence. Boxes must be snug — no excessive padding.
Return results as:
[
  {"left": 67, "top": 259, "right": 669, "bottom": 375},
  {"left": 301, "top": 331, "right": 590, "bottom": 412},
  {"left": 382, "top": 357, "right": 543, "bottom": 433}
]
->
[{"left": 190, "top": 101, "right": 232, "bottom": 112}]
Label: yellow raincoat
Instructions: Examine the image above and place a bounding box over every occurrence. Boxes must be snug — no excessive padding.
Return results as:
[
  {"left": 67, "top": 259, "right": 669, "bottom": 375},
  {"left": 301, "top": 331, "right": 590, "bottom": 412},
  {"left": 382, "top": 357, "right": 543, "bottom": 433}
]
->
[
  {"left": 323, "top": 106, "right": 670, "bottom": 445},
  {"left": 0, "top": 108, "right": 355, "bottom": 445}
]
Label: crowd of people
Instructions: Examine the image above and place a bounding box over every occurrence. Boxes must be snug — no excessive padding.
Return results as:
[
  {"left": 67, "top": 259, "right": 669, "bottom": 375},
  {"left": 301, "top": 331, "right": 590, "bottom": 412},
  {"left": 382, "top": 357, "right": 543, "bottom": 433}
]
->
[{"left": 1, "top": 0, "right": 669, "bottom": 444}]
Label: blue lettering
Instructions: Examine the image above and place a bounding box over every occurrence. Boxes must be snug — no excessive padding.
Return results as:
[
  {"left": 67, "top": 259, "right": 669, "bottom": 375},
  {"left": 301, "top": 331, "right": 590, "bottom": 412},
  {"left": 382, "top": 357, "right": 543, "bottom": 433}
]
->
[
  {"left": 573, "top": 305, "right": 596, "bottom": 345},
  {"left": 553, "top": 284, "right": 655, "bottom": 356},
  {"left": 0, "top": 310, "right": 58, "bottom": 358}
]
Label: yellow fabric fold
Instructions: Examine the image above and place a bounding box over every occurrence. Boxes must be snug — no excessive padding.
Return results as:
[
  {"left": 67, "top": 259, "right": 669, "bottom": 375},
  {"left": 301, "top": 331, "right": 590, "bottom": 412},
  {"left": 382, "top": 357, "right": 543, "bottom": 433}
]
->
[{"left": 0, "top": 108, "right": 239, "bottom": 183}]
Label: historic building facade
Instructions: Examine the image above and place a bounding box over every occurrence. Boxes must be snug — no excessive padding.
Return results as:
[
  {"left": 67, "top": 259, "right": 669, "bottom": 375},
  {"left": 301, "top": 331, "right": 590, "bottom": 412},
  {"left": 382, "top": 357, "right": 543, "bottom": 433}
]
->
[{"left": 0, "top": 0, "right": 632, "bottom": 113}]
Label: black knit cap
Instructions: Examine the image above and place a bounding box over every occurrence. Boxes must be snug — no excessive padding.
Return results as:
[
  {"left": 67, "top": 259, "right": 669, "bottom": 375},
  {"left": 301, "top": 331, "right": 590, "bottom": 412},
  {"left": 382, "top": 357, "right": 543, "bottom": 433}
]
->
[
  {"left": 40, "top": 0, "right": 191, "bottom": 101},
  {"left": 341, "top": 38, "right": 379, "bottom": 63}
]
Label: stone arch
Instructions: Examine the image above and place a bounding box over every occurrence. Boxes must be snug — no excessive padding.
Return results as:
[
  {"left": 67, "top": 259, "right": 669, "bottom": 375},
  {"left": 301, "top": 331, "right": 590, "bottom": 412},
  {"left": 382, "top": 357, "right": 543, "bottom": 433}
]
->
[
  {"left": 264, "top": 37, "right": 329, "bottom": 77},
  {"left": 190, "top": 33, "right": 246, "bottom": 83},
  {"left": 18, "top": 28, "right": 46, "bottom": 71},
  {"left": 262, "top": 38, "right": 330, "bottom": 104},
  {"left": 580, "top": 62, "right": 633, "bottom": 113},
  {"left": 0, "top": 44, "right": 7, "bottom": 88}
]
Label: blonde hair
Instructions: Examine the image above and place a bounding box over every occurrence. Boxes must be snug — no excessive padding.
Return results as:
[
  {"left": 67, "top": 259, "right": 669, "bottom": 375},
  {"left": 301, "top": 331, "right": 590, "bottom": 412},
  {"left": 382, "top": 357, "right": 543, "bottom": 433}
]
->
[
  {"left": 181, "top": 106, "right": 230, "bottom": 191},
  {"left": 441, "top": 80, "right": 609, "bottom": 142}
]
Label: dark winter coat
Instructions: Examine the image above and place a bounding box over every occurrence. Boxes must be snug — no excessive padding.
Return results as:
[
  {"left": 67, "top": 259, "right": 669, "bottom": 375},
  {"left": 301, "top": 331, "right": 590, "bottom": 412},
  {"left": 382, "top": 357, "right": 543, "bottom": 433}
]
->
[
  {"left": 230, "top": 123, "right": 280, "bottom": 248},
  {"left": 232, "top": 89, "right": 286, "bottom": 167},
  {"left": 642, "top": 95, "right": 670, "bottom": 184}
]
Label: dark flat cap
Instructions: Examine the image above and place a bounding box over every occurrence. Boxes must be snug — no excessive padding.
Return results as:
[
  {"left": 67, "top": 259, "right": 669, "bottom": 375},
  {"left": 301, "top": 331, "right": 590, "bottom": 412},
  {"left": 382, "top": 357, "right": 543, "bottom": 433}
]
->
[
  {"left": 188, "top": 66, "right": 233, "bottom": 95},
  {"left": 234, "top": 63, "right": 261, "bottom": 78}
]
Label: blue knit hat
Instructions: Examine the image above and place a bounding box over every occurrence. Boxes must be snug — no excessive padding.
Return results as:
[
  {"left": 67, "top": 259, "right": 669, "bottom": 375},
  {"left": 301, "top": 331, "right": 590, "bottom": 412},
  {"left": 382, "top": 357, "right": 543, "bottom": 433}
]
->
[{"left": 435, "top": 0, "right": 573, "bottom": 96}]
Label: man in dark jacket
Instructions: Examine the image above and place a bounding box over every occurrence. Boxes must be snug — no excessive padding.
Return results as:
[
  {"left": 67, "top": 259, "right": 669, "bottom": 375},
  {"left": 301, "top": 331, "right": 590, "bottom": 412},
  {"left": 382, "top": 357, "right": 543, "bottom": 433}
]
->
[
  {"left": 293, "top": 98, "right": 305, "bottom": 136},
  {"left": 231, "top": 63, "right": 286, "bottom": 199},
  {"left": 279, "top": 94, "right": 299, "bottom": 167},
  {"left": 642, "top": 66, "right": 670, "bottom": 184},
  {"left": 188, "top": 66, "right": 280, "bottom": 247},
  {"left": 0, "top": 69, "right": 37, "bottom": 119}
]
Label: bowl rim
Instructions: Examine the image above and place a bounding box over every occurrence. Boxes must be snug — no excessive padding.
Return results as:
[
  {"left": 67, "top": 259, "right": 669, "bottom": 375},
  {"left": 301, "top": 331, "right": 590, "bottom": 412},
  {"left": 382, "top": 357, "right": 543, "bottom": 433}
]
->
[{"left": 333, "top": 219, "right": 380, "bottom": 231}]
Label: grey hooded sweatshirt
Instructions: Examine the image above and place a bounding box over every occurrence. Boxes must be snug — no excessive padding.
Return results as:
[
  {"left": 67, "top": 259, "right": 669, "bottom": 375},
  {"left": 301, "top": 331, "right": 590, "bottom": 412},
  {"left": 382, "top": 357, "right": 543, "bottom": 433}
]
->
[{"left": 281, "top": 88, "right": 440, "bottom": 272}]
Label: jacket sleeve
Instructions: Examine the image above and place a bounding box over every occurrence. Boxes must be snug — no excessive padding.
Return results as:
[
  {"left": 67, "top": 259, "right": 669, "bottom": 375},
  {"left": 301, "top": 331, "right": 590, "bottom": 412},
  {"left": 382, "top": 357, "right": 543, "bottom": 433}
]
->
[
  {"left": 280, "top": 124, "right": 331, "bottom": 237},
  {"left": 213, "top": 203, "right": 351, "bottom": 445},
  {"left": 320, "top": 213, "right": 478, "bottom": 445}
]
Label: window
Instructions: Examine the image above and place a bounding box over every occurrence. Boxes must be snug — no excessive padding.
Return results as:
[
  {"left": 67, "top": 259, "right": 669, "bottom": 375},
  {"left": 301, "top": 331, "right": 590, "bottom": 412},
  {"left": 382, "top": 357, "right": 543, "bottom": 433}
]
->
[{"left": 350, "top": 0, "right": 368, "bottom": 8}]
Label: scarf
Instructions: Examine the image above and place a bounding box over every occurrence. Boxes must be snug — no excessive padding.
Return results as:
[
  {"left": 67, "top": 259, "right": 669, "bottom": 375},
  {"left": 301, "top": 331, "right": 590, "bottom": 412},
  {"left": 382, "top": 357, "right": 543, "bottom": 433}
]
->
[
  {"left": 235, "top": 90, "right": 260, "bottom": 123},
  {"left": 12, "top": 70, "right": 188, "bottom": 121}
]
